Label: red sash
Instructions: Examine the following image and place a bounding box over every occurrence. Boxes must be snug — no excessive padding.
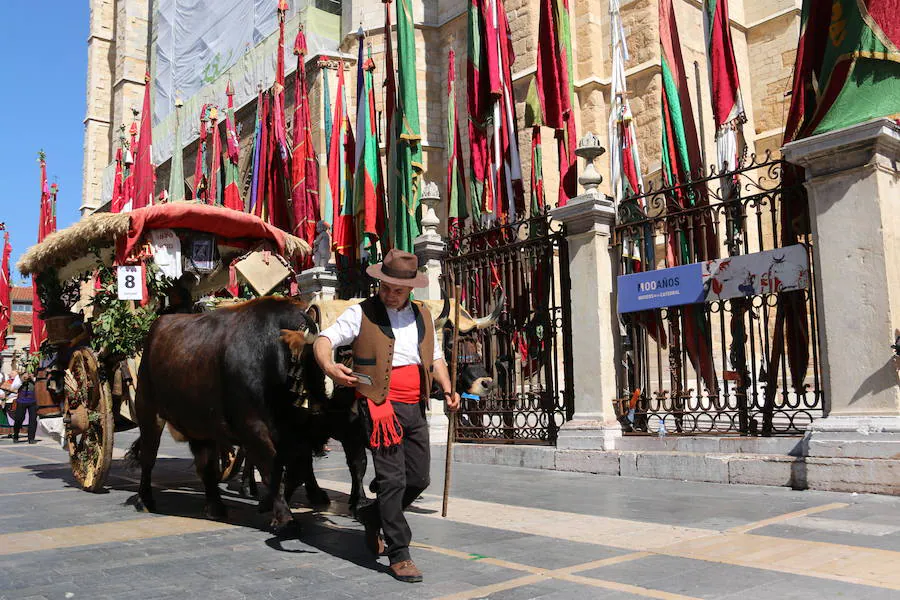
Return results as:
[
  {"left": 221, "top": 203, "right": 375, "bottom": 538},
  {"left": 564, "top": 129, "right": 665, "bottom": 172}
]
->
[{"left": 364, "top": 365, "right": 422, "bottom": 450}]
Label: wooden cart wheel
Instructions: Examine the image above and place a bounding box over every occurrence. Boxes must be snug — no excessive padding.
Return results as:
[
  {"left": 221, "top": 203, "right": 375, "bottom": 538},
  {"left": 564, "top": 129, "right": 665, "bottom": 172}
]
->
[
  {"left": 219, "top": 446, "right": 244, "bottom": 482},
  {"left": 63, "top": 348, "right": 115, "bottom": 492}
]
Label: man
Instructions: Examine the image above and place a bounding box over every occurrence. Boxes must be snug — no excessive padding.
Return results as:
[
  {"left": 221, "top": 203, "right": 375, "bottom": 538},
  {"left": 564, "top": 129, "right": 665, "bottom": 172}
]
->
[
  {"left": 314, "top": 249, "right": 459, "bottom": 583},
  {"left": 11, "top": 370, "right": 38, "bottom": 444}
]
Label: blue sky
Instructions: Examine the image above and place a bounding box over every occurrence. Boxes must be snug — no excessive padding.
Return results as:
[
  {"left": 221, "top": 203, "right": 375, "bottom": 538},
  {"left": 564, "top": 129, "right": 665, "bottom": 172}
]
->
[{"left": 0, "top": 2, "right": 88, "bottom": 286}]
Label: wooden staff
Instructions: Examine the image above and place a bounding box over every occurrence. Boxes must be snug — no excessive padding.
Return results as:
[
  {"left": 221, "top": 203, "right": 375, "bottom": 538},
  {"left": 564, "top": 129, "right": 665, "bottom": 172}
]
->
[{"left": 442, "top": 280, "right": 462, "bottom": 518}]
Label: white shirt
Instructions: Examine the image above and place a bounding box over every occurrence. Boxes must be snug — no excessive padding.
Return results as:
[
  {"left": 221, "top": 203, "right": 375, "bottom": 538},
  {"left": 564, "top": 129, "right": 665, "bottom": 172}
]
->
[{"left": 321, "top": 302, "right": 444, "bottom": 366}]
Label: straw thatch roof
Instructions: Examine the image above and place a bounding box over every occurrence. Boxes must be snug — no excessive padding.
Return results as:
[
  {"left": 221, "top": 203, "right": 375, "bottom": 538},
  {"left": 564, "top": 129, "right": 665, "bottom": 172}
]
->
[
  {"left": 17, "top": 212, "right": 127, "bottom": 276},
  {"left": 17, "top": 204, "right": 310, "bottom": 278}
]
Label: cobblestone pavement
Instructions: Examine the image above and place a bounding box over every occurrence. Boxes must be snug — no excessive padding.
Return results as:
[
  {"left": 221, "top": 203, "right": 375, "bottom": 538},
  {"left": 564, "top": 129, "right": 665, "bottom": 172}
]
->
[{"left": 2, "top": 430, "right": 900, "bottom": 600}]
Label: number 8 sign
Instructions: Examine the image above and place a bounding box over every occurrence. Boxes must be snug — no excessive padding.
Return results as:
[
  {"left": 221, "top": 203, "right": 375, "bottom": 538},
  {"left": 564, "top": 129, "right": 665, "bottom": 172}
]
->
[{"left": 117, "top": 266, "right": 144, "bottom": 301}]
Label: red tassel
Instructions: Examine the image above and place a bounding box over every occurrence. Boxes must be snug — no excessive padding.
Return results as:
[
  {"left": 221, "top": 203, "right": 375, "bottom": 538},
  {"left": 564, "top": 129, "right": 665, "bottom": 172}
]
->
[
  {"left": 366, "top": 398, "right": 403, "bottom": 449},
  {"left": 139, "top": 263, "right": 149, "bottom": 307}
]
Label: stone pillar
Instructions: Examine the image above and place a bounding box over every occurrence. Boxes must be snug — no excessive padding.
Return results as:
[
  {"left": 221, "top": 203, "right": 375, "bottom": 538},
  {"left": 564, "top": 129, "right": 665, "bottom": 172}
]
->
[
  {"left": 414, "top": 181, "right": 445, "bottom": 302},
  {"left": 549, "top": 133, "right": 621, "bottom": 450},
  {"left": 296, "top": 267, "right": 339, "bottom": 305},
  {"left": 783, "top": 118, "right": 900, "bottom": 461},
  {"left": 1, "top": 335, "right": 15, "bottom": 374},
  {"left": 413, "top": 181, "right": 450, "bottom": 442}
]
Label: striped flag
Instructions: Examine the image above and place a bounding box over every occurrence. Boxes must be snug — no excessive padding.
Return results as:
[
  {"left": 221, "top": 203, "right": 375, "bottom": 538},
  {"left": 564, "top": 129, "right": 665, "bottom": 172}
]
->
[
  {"left": 660, "top": 0, "right": 717, "bottom": 394},
  {"left": 703, "top": 0, "right": 744, "bottom": 174},
  {"left": 786, "top": 0, "right": 900, "bottom": 141},
  {"left": 268, "top": 1, "right": 292, "bottom": 232},
  {"left": 447, "top": 49, "right": 468, "bottom": 239},
  {"left": 609, "top": 0, "right": 665, "bottom": 348},
  {"left": 31, "top": 153, "right": 54, "bottom": 352},
  {"left": 535, "top": 0, "right": 576, "bottom": 207},
  {"left": 467, "top": 0, "right": 522, "bottom": 223},
  {"left": 111, "top": 145, "right": 125, "bottom": 213},
  {"left": 169, "top": 100, "right": 186, "bottom": 203},
  {"left": 132, "top": 71, "right": 154, "bottom": 210},
  {"left": 609, "top": 0, "right": 643, "bottom": 205},
  {"left": 0, "top": 231, "right": 9, "bottom": 351},
  {"left": 467, "top": 0, "right": 499, "bottom": 221},
  {"left": 248, "top": 90, "right": 265, "bottom": 216},
  {"left": 529, "top": 127, "right": 544, "bottom": 217},
  {"left": 122, "top": 120, "right": 137, "bottom": 211},
  {"left": 291, "top": 28, "right": 320, "bottom": 249},
  {"left": 208, "top": 106, "right": 222, "bottom": 205},
  {"left": 393, "top": 0, "right": 422, "bottom": 251},
  {"left": 222, "top": 82, "right": 243, "bottom": 210},
  {"left": 330, "top": 61, "right": 356, "bottom": 260},
  {"left": 321, "top": 65, "right": 333, "bottom": 227},
  {"left": 354, "top": 44, "right": 387, "bottom": 263},
  {"left": 193, "top": 105, "right": 210, "bottom": 203},
  {"left": 382, "top": 0, "right": 397, "bottom": 246}
]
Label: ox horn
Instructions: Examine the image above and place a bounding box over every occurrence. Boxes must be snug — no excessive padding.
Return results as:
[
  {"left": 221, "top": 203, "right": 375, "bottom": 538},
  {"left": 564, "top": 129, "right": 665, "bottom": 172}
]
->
[
  {"left": 473, "top": 290, "right": 505, "bottom": 330},
  {"left": 434, "top": 282, "right": 451, "bottom": 329}
]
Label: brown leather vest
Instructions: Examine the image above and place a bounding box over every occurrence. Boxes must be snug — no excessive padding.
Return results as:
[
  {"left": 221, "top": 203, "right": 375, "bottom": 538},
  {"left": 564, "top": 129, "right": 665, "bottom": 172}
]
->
[{"left": 351, "top": 297, "right": 435, "bottom": 405}]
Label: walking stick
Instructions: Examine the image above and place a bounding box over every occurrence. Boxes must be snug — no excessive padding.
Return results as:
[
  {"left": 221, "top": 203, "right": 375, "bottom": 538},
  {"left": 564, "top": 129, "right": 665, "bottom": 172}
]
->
[{"left": 442, "top": 280, "right": 462, "bottom": 518}]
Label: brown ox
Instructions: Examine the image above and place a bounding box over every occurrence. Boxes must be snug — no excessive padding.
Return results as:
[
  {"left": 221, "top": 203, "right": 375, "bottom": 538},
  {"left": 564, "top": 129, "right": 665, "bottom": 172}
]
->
[{"left": 129, "top": 296, "right": 321, "bottom": 531}]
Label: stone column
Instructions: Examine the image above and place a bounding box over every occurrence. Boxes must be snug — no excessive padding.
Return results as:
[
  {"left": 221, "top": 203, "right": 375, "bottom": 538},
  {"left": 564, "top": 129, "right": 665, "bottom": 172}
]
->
[
  {"left": 782, "top": 118, "right": 900, "bottom": 462},
  {"left": 413, "top": 181, "right": 450, "bottom": 442},
  {"left": 549, "top": 133, "right": 622, "bottom": 450},
  {"left": 296, "top": 267, "right": 339, "bottom": 305},
  {"left": 414, "top": 181, "right": 445, "bottom": 302},
  {"left": 1, "top": 335, "right": 15, "bottom": 374}
]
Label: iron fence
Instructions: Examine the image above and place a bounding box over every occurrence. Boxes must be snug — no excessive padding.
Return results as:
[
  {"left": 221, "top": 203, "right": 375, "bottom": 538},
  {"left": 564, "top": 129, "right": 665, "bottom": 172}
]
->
[
  {"left": 443, "top": 211, "right": 574, "bottom": 444},
  {"left": 613, "top": 152, "right": 824, "bottom": 436}
]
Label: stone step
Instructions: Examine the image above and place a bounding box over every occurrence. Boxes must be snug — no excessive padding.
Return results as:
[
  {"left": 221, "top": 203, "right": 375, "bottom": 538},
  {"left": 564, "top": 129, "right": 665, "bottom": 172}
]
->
[{"left": 444, "top": 443, "right": 900, "bottom": 495}]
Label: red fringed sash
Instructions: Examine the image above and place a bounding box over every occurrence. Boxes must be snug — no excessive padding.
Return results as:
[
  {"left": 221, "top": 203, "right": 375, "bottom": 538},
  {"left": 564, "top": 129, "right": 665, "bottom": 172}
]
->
[
  {"left": 366, "top": 398, "right": 404, "bottom": 450},
  {"left": 364, "top": 365, "right": 421, "bottom": 449}
]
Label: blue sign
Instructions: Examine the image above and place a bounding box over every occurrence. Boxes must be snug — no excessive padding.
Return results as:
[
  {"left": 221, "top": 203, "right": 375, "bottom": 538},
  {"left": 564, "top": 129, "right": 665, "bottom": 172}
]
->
[{"left": 617, "top": 263, "right": 704, "bottom": 313}]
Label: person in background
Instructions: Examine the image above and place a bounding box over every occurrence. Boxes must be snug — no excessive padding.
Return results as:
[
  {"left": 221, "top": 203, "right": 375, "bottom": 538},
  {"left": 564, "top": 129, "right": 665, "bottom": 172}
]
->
[
  {"left": 1, "top": 370, "right": 16, "bottom": 439},
  {"left": 11, "top": 370, "right": 38, "bottom": 444}
]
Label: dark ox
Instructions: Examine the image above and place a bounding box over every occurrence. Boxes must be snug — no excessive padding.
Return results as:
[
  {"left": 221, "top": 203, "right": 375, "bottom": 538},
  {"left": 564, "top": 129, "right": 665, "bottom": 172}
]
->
[
  {"left": 237, "top": 377, "right": 369, "bottom": 516},
  {"left": 129, "top": 296, "right": 328, "bottom": 530}
]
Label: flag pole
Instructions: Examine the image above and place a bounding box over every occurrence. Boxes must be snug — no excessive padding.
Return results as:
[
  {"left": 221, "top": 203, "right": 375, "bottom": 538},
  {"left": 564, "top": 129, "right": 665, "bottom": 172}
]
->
[{"left": 442, "top": 275, "right": 462, "bottom": 518}]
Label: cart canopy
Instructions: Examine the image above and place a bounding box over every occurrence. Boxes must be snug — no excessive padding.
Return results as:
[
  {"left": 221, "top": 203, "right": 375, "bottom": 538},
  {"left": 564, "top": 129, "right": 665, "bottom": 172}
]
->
[{"left": 18, "top": 202, "right": 310, "bottom": 279}]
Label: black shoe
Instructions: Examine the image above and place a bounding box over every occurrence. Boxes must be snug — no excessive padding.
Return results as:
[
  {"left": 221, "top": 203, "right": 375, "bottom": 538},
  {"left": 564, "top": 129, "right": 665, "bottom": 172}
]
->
[
  {"left": 28, "top": 439, "right": 38, "bottom": 444},
  {"left": 12, "top": 436, "right": 19, "bottom": 443},
  {"left": 358, "top": 505, "right": 383, "bottom": 556}
]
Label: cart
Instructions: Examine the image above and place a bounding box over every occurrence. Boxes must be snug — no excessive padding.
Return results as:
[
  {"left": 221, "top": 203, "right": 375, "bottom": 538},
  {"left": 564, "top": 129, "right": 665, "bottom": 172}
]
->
[{"left": 18, "top": 202, "right": 310, "bottom": 491}]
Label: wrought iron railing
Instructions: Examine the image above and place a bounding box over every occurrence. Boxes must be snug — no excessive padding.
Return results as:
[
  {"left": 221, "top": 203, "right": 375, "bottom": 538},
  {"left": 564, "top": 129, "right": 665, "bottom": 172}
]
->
[
  {"left": 443, "top": 211, "right": 574, "bottom": 444},
  {"left": 613, "top": 151, "right": 824, "bottom": 436}
]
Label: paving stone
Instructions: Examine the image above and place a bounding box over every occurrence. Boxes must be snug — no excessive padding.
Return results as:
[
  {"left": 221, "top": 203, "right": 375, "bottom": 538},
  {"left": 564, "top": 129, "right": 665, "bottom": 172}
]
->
[{"left": 2, "top": 435, "right": 900, "bottom": 599}]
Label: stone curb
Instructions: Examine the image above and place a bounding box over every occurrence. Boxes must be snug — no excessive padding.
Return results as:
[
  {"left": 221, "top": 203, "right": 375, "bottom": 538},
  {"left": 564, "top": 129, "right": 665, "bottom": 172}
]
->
[{"left": 436, "top": 443, "right": 900, "bottom": 495}]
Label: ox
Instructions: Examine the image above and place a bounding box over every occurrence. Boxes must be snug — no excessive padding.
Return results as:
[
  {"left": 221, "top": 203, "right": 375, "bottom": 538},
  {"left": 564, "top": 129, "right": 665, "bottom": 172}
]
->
[
  {"left": 236, "top": 377, "right": 370, "bottom": 516},
  {"left": 129, "top": 296, "right": 323, "bottom": 531}
]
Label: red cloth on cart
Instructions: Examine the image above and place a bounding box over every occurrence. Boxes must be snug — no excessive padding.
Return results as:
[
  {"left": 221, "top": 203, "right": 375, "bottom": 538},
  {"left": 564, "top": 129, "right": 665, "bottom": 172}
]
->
[{"left": 116, "top": 204, "right": 288, "bottom": 263}]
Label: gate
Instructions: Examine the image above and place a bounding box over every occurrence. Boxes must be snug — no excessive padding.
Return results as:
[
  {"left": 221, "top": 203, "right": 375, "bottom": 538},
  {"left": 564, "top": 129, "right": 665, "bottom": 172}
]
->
[
  {"left": 443, "top": 211, "right": 574, "bottom": 444},
  {"left": 613, "top": 152, "right": 824, "bottom": 436}
]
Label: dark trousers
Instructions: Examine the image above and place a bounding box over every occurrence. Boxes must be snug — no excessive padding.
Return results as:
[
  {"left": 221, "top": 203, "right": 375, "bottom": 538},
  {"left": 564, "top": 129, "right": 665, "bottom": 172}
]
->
[
  {"left": 13, "top": 403, "right": 37, "bottom": 442},
  {"left": 360, "top": 401, "right": 430, "bottom": 563}
]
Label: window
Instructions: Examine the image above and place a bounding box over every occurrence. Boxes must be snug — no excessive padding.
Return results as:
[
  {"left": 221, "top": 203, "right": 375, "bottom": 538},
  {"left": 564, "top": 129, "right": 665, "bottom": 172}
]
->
[{"left": 12, "top": 303, "right": 31, "bottom": 313}]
